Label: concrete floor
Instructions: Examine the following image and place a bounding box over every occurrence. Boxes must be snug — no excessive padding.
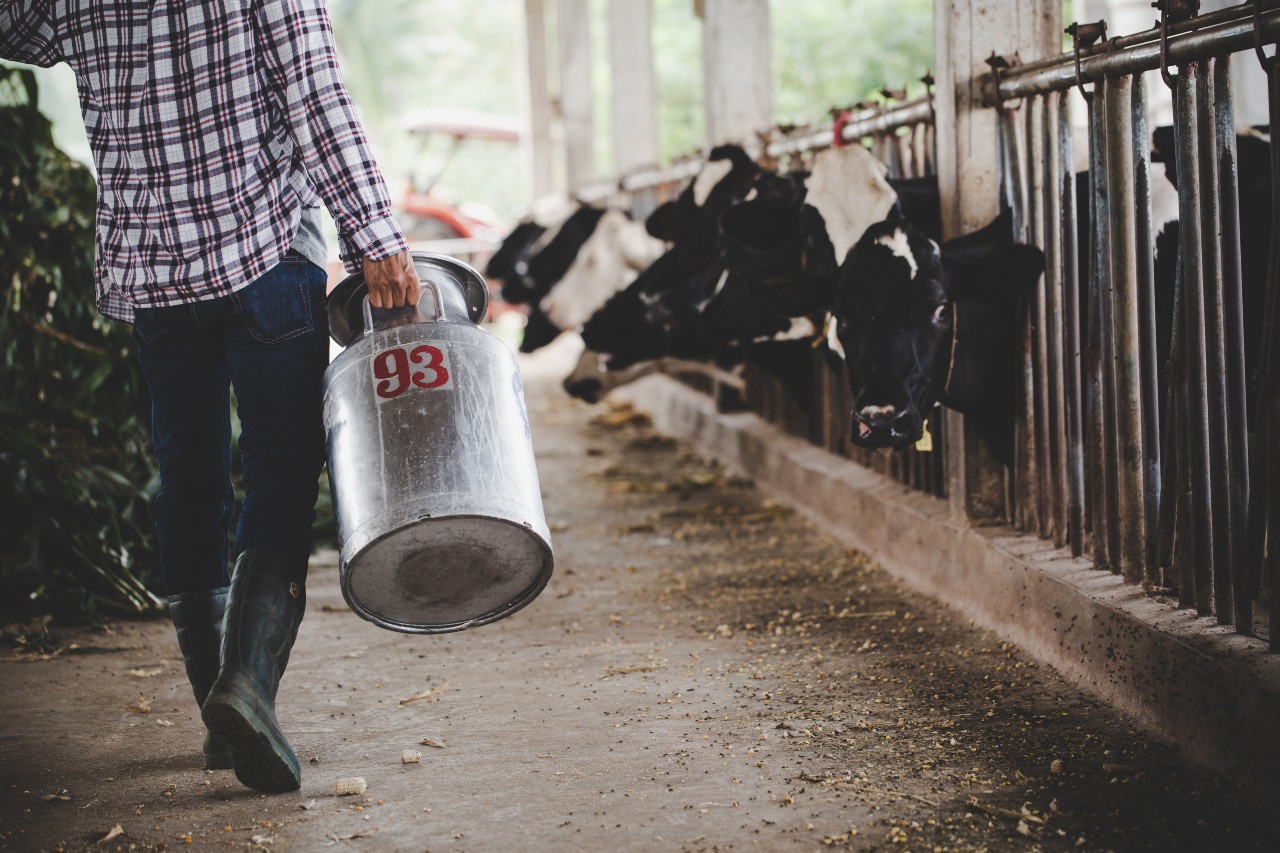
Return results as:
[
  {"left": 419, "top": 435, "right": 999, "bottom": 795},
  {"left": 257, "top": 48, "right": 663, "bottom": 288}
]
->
[{"left": 2, "top": 336, "right": 1277, "bottom": 852}]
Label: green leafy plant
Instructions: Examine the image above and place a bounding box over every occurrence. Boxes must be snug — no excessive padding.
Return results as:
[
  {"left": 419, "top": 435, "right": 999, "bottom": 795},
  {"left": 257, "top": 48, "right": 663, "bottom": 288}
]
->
[{"left": 0, "top": 66, "right": 164, "bottom": 621}]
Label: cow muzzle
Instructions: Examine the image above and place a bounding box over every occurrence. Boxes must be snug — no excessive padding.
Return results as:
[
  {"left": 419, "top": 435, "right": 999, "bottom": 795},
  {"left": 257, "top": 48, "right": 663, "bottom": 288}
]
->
[{"left": 849, "top": 403, "right": 922, "bottom": 449}]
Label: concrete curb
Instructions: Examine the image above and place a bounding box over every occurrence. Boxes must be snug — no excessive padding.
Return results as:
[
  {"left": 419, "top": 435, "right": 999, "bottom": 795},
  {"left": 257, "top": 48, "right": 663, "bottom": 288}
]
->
[{"left": 615, "top": 375, "right": 1280, "bottom": 789}]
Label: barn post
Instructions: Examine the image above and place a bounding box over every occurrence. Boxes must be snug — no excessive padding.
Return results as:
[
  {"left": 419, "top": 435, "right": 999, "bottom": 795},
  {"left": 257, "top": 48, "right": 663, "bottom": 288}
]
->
[
  {"left": 522, "top": 0, "right": 555, "bottom": 201},
  {"left": 701, "top": 0, "right": 773, "bottom": 147},
  {"left": 558, "top": 0, "right": 597, "bottom": 191},
  {"left": 608, "top": 0, "right": 658, "bottom": 176},
  {"left": 934, "top": 0, "right": 1062, "bottom": 521}
]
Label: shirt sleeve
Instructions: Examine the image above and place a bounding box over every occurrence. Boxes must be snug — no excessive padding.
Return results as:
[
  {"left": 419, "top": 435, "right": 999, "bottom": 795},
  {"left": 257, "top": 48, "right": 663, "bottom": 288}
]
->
[
  {"left": 254, "top": 0, "right": 408, "bottom": 271},
  {"left": 0, "top": 0, "right": 62, "bottom": 66}
]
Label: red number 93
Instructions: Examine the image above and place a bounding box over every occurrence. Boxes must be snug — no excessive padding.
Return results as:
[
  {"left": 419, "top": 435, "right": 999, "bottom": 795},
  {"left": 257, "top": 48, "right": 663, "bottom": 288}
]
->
[{"left": 373, "top": 344, "right": 450, "bottom": 399}]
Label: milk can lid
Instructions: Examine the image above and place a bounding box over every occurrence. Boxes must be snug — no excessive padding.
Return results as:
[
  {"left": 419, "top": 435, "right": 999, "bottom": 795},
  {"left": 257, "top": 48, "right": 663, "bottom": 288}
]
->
[{"left": 326, "top": 252, "right": 490, "bottom": 346}]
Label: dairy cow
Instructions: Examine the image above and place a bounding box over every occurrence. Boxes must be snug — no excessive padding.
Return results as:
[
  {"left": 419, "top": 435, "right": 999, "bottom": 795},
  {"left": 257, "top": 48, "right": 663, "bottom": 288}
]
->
[{"left": 830, "top": 210, "right": 1045, "bottom": 466}]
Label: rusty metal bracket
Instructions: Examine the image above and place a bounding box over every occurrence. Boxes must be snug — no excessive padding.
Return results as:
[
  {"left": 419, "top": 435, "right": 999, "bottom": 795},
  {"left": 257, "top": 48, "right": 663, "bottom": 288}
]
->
[
  {"left": 985, "top": 52, "right": 1015, "bottom": 113},
  {"left": 1066, "top": 20, "right": 1107, "bottom": 102},
  {"left": 1154, "top": 0, "right": 1200, "bottom": 89}
]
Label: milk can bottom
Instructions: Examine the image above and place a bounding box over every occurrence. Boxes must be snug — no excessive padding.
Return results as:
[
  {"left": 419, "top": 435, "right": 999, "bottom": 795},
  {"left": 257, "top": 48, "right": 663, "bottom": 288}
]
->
[{"left": 340, "top": 515, "right": 553, "bottom": 634}]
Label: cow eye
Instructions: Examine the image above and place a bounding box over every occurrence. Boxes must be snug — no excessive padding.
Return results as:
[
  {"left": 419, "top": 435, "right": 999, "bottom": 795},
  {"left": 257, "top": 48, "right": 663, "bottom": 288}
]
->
[{"left": 931, "top": 304, "right": 949, "bottom": 325}]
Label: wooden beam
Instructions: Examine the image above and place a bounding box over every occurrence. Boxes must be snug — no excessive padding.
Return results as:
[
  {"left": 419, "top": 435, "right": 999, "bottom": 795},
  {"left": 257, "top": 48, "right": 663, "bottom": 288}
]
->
[
  {"left": 702, "top": 0, "right": 772, "bottom": 148},
  {"left": 522, "top": 0, "right": 554, "bottom": 201},
  {"left": 934, "top": 0, "right": 1061, "bottom": 521},
  {"left": 558, "top": 0, "right": 597, "bottom": 190},
  {"left": 608, "top": 0, "right": 658, "bottom": 174}
]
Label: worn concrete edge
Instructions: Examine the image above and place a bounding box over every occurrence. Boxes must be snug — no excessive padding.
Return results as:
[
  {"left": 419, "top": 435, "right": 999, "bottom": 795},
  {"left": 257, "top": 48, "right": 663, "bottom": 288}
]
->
[{"left": 612, "top": 374, "right": 1280, "bottom": 790}]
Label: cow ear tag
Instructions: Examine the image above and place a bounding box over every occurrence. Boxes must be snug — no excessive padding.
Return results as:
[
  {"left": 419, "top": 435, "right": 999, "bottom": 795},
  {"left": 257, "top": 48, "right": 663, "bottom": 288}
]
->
[{"left": 915, "top": 419, "right": 934, "bottom": 452}]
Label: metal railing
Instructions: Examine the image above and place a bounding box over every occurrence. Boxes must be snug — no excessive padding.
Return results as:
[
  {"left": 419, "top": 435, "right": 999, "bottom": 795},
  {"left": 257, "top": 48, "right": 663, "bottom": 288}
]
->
[{"left": 989, "top": 0, "right": 1277, "bottom": 647}]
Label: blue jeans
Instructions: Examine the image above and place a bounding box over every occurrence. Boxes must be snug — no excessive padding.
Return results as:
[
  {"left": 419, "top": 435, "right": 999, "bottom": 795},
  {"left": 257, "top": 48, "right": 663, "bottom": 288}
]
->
[{"left": 134, "top": 253, "right": 330, "bottom": 595}]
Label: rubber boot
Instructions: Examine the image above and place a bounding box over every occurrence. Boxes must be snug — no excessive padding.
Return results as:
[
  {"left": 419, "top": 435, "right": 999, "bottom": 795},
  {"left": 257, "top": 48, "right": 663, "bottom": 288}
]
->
[
  {"left": 201, "top": 550, "right": 306, "bottom": 793},
  {"left": 168, "top": 587, "right": 235, "bottom": 769}
]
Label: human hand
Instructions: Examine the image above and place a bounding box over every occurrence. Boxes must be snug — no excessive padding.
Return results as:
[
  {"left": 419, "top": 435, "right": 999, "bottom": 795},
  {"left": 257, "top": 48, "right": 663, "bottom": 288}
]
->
[{"left": 363, "top": 251, "right": 421, "bottom": 309}]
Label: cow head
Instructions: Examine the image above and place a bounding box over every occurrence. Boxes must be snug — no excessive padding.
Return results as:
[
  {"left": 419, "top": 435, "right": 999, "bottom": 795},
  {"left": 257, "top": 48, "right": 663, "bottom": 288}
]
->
[
  {"left": 832, "top": 210, "right": 1044, "bottom": 464},
  {"left": 718, "top": 145, "right": 899, "bottom": 319}
]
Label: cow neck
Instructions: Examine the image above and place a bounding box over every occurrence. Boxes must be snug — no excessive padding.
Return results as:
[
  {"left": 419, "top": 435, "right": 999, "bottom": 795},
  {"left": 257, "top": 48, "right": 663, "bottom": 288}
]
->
[{"left": 937, "top": 298, "right": 1017, "bottom": 414}]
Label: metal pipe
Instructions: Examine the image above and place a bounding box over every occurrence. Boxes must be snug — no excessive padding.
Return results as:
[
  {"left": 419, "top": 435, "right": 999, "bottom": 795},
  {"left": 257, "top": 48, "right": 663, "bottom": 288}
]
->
[
  {"left": 1104, "top": 74, "right": 1149, "bottom": 583},
  {"left": 1249, "top": 55, "right": 1280, "bottom": 651},
  {"left": 607, "top": 98, "right": 935, "bottom": 196},
  {"left": 996, "top": 109, "right": 1029, "bottom": 529},
  {"left": 1087, "top": 86, "right": 1119, "bottom": 570},
  {"left": 1028, "top": 97, "right": 1052, "bottom": 539},
  {"left": 1157, "top": 203, "right": 1189, "bottom": 589},
  {"left": 1014, "top": 1, "right": 1280, "bottom": 82},
  {"left": 1059, "top": 95, "right": 1086, "bottom": 557},
  {"left": 1193, "top": 58, "right": 1236, "bottom": 624},
  {"left": 1174, "top": 62, "right": 1217, "bottom": 615},
  {"left": 771, "top": 99, "right": 934, "bottom": 159},
  {"left": 1212, "top": 56, "right": 1253, "bottom": 634},
  {"left": 995, "top": 9, "right": 1280, "bottom": 99},
  {"left": 1044, "top": 90, "right": 1069, "bottom": 548},
  {"left": 1130, "top": 73, "right": 1163, "bottom": 584}
]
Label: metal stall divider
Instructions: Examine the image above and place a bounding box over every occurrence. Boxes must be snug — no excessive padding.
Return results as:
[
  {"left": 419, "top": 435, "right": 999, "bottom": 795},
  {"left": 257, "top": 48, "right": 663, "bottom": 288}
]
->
[{"left": 990, "top": 0, "right": 1279, "bottom": 642}]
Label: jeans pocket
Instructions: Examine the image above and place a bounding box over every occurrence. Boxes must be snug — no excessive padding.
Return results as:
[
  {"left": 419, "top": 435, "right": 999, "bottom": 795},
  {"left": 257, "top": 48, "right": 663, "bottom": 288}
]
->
[
  {"left": 232, "top": 254, "right": 328, "bottom": 344},
  {"left": 132, "top": 308, "right": 168, "bottom": 344}
]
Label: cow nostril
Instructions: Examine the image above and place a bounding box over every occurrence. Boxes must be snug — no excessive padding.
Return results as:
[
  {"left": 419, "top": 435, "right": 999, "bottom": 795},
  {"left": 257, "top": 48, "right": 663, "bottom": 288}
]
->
[{"left": 858, "top": 404, "right": 897, "bottom": 424}]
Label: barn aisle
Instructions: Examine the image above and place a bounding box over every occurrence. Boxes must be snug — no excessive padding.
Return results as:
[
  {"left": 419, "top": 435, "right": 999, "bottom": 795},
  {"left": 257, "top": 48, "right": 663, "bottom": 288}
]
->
[{"left": 0, "top": 334, "right": 1275, "bottom": 852}]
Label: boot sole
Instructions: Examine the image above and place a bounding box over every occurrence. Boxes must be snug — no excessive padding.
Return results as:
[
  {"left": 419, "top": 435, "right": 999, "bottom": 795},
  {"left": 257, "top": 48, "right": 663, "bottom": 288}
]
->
[
  {"left": 204, "top": 750, "right": 235, "bottom": 770},
  {"left": 203, "top": 693, "right": 301, "bottom": 793}
]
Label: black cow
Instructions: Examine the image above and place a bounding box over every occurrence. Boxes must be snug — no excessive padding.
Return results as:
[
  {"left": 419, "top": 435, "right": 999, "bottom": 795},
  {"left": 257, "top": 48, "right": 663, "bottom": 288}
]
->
[
  {"left": 831, "top": 209, "right": 1045, "bottom": 466},
  {"left": 1148, "top": 126, "right": 1272, "bottom": 404}
]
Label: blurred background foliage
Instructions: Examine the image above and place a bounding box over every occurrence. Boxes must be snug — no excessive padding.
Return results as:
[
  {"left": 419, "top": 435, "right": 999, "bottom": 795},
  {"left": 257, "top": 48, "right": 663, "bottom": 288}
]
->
[{"left": 0, "top": 67, "right": 163, "bottom": 623}]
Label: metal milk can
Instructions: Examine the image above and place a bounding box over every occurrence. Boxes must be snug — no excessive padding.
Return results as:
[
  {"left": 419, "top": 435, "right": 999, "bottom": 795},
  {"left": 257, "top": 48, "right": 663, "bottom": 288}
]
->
[{"left": 323, "top": 252, "right": 553, "bottom": 633}]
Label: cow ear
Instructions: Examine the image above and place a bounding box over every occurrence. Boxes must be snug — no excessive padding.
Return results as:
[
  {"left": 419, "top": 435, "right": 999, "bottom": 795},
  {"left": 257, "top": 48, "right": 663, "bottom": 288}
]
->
[
  {"left": 948, "top": 243, "right": 1045, "bottom": 304},
  {"left": 939, "top": 208, "right": 1016, "bottom": 266}
]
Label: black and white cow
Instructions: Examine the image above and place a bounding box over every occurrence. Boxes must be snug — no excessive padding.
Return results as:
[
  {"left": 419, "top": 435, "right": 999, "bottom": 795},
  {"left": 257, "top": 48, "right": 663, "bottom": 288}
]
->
[
  {"left": 831, "top": 210, "right": 1045, "bottom": 466},
  {"left": 718, "top": 144, "right": 914, "bottom": 319}
]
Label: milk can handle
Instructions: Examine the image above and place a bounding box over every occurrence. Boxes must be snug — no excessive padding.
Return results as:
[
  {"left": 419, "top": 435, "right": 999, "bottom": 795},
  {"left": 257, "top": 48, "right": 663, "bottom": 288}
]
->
[{"left": 360, "top": 277, "right": 445, "bottom": 333}]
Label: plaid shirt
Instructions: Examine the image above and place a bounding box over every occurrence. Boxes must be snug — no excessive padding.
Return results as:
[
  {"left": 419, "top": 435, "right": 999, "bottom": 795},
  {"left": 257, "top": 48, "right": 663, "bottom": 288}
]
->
[{"left": 1, "top": 0, "right": 408, "bottom": 323}]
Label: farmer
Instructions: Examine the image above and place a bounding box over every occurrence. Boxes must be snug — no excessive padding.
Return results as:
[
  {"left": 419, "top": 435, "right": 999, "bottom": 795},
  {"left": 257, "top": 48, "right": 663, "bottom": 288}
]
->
[{"left": 1, "top": 0, "right": 420, "bottom": 792}]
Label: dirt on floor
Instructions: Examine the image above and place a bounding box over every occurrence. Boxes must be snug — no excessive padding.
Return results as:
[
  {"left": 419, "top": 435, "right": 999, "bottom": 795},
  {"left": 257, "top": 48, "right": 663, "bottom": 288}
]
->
[{"left": 2, "top": 349, "right": 1277, "bottom": 852}]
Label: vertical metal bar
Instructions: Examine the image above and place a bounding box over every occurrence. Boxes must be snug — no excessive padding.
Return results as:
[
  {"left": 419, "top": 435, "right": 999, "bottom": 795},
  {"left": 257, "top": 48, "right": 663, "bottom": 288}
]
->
[
  {"left": 1104, "top": 74, "right": 1148, "bottom": 584},
  {"left": 896, "top": 130, "right": 913, "bottom": 182},
  {"left": 1004, "top": 109, "right": 1034, "bottom": 533},
  {"left": 912, "top": 122, "right": 928, "bottom": 179},
  {"left": 1028, "top": 96, "right": 1052, "bottom": 539},
  {"left": 1043, "top": 90, "right": 1069, "bottom": 548},
  {"left": 1156, "top": 204, "right": 1189, "bottom": 592},
  {"left": 1196, "top": 59, "right": 1235, "bottom": 624},
  {"left": 1085, "top": 84, "right": 1116, "bottom": 570},
  {"left": 1130, "top": 73, "right": 1162, "bottom": 583},
  {"left": 1093, "top": 83, "right": 1123, "bottom": 571},
  {"left": 1059, "top": 94, "right": 1086, "bottom": 558},
  {"left": 1213, "top": 56, "right": 1253, "bottom": 635},
  {"left": 1250, "top": 56, "right": 1280, "bottom": 651},
  {"left": 1174, "top": 61, "right": 1216, "bottom": 615}
]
